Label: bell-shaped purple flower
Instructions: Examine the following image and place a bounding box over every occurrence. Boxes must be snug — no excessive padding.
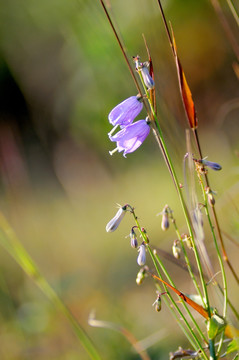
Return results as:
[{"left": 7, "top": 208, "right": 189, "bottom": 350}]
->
[
  {"left": 108, "top": 96, "right": 143, "bottom": 128},
  {"left": 109, "top": 119, "right": 150, "bottom": 157}
]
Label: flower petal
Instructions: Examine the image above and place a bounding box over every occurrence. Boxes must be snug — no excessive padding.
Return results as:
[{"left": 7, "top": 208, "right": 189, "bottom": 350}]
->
[{"left": 108, "top": 96, "right": 143, "bottom": 127}]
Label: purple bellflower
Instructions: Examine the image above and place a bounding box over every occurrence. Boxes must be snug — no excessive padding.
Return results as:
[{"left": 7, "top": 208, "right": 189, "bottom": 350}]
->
[
  {"left": 109, "top": 119, "right": 150, "bottom": 157},
  {"left": 108, "top": 96, "right": 143, "bottom": 136}
]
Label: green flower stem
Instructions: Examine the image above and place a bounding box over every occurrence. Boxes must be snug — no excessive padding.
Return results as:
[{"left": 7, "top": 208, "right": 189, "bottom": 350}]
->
[
  {"left": 153, "top": 249, "right": 207, "bottom": 343},
  {"left": 147, "top": 246, "right": 208, "bottom": 360},
  {"left": 154, "top": 282, "right": 198, "bottom": 350},
  {"left": 193, "top": 129, "right": 239, "bottom": 284},
  {"left": 198, "top": 176, "right": 228, "bottom": 357},
  {"left": 138, "top": 71, "right": 210, "bottom": 315},
  {"left": 130, "top": 208, "right": 208, "bottom": 359},
  {"left": 0, "top": 211, "right": 102, "bottom": 360},
  {"left": 171, "top": 216, "right": 205, "bottom": 308},
  {"left": 209, "top": 339, "right": 216, "bottom": 360}
]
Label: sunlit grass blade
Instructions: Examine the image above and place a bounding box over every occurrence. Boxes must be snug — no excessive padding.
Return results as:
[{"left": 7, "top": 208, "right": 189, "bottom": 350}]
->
[{"left": 0, "top": 211, "right": 101, "bottom": 360}]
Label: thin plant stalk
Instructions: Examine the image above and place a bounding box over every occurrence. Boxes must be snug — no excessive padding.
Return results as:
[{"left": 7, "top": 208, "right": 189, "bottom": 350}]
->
[
  {"left": 156, "top": 0, "right": 239, "bottom": 283},
  {"left": 193, "top": 129, "right": 239, "bottom": 284},
  {"left": 171, "top": 216, "right": 205, "bottom": 307},
  {"left": 99, "top": 2, "right": 208, "bottom": 311},
  {"left": 153, "top": 250, "right": 207, "bottom": 343},
  {"left": 197, "top": 173, "right": 228, "bottom": 357},
  {"left": 226, "top": 0, "right": 239, "bottom": 27},
  {"left": 0, "top": 211, "right": 102, "bottom": 360},
  {"left": 130, "top": 208, "right": 209, "bottom": 359},
  {"left": 148, "top": 247, "right": 209, "bottom": 360},
  {"left": 154, "top": 282, "right": 199, "bottom": 351},
  {"left": 137, "top": 71, "right": 210, "bottom": 316}
]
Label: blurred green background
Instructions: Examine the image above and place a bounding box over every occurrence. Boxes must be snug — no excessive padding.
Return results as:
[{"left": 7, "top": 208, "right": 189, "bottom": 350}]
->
[{"left": 0, "top": 0, "right": 238, "bottom": 359}]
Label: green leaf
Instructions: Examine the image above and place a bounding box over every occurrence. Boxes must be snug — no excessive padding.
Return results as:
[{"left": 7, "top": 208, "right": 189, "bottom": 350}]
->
[
  {"left": 226, "top": 338, "right": 239, "bottom": 355},
  {"left": 207, "top": 314, "right": 226, "bottom": 340}
]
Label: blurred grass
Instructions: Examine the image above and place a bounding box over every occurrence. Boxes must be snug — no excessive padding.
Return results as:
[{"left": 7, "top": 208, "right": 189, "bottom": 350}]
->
[{"left": 0, "top": 0, "right": 238, "bottom": 358}]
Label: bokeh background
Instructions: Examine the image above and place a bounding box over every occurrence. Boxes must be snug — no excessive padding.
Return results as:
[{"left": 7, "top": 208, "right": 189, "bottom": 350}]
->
[{"left": 0, "top": 0, "right": 238, "bottom": 359}]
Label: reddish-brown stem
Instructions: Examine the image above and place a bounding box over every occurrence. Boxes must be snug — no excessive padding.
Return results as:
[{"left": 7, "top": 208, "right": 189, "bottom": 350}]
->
[
  {"left": 209, "top": 0, "right": 239, "bottom": 62},
  {"left": 99, "top": 0, "right": 142, "bottom": 95}
]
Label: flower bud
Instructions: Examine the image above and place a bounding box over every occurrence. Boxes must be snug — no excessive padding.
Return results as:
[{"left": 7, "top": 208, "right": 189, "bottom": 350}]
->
[
  {"left": 136, "top": 266, "right": 148, "bottom": 285},
  {"left": 141, "top": 63, "right": 154, "bottom": 89},
  {"left": 106, "top": 205, "right": 127, "bottom": 232},
  {"left": 161, "top": 213, "right": 169, "bottom": 231},
  {"left": 130, "top": 228, "right": 138, "bottom": 248},
  {"left": 133, "top": 56, "right": 154, "bottom": 89},
  {"left": 183, "top": 234, "right": 193, "bottom": 249},
  {"left": 153, "top": 295, "right": 162, "bottom": 312},
  {"left": 172, "top": 240, "right": 181, "bottom": 259},
  {"left": 137, "top": 243, "right": 146, "bottom": 266},
  {"left": 205, "top": 187, "right": 215, "bottom": 206}
]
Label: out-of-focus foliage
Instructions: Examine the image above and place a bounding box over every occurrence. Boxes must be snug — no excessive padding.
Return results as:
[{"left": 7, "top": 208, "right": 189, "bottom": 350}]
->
[{"left": 0, "top": 0, "right": 238, "bottom": 359}]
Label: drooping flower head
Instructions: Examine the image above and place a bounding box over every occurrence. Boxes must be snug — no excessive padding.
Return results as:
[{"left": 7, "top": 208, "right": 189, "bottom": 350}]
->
[
  {"left": 109, "top": 119, "right": 150, "bottom": 157},
  {"left": 108, "top": 95, "right": 143, "bottom": 128},
  {"left": 106, "top": 205, "right": 128, "bottom": 232}
]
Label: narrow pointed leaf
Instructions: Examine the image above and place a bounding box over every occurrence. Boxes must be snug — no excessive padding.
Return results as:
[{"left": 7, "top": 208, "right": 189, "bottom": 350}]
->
[
  {"left": 171, "top": 28, "right": 198, "bottom": 129},
  {"left": 226, "top": 338, "right": 239, "bottom": 355},
  {"left": 152, "top": 273, "right": 239, "bottom": 339}
]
